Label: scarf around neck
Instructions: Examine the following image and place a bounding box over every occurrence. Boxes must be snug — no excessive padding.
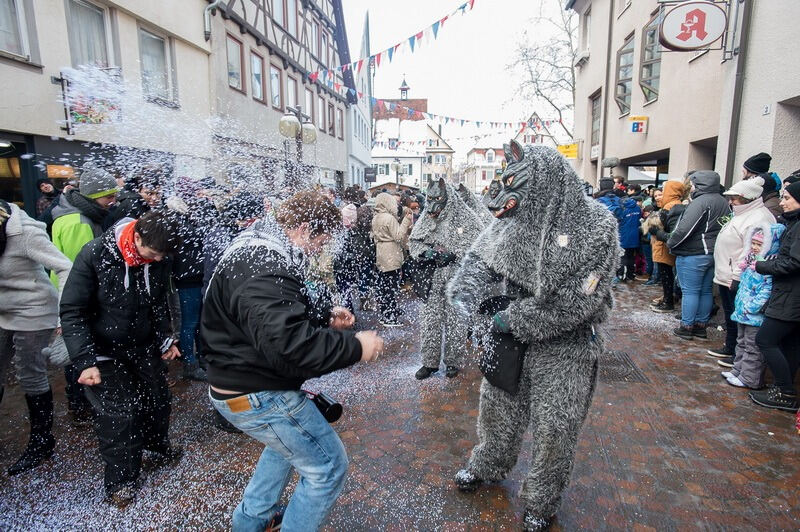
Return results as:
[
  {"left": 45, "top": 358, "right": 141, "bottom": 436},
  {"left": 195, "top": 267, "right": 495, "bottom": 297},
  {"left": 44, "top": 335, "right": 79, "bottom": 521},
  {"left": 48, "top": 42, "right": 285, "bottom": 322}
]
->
[{"left": 117, "top": 220, "right": 153, "bottom": 267}]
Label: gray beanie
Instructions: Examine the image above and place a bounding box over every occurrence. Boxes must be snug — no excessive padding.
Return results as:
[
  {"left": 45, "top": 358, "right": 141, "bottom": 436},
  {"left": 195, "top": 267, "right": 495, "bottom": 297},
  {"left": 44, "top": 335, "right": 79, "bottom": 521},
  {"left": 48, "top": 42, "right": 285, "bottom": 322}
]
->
[{"left": 79, "top": 162, "right": 118, "bottom": 199}]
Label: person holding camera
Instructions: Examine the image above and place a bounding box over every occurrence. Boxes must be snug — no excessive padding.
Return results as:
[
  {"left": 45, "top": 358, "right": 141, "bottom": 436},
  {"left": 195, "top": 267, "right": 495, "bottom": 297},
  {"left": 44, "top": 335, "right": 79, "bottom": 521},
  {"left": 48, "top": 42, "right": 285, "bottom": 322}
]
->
[{"left": 200, "top": 191, "right": 384, "bottom": 532}]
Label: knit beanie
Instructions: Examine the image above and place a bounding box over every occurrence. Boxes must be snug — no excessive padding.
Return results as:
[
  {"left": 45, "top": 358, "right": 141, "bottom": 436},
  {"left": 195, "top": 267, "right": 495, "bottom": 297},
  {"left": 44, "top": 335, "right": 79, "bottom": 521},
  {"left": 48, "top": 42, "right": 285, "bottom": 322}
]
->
[
  {"left": 723, "top": 176, "right": 764, "bottom": 200},
  {"left": 786, "top": 181, "right": 800, "bottom": 204},
  {"left": 743, "top": 152, "right": 771, "bottom": 174},
  {"left": 341, "top": 203, "right": 357, "bottom": 228},
  {"left": 79, "top": 162, "right": 118, "bottom": 199}
]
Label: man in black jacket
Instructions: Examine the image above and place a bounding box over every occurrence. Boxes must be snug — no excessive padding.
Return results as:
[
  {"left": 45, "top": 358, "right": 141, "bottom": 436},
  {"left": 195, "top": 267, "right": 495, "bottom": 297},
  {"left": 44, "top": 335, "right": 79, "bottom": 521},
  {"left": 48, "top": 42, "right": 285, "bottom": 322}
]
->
[
  {"left": 60, "top": 211, "right": 182, "bottom": 507},
  {"left": 200, "top": 191, "right": 384, "bottom": 531}
]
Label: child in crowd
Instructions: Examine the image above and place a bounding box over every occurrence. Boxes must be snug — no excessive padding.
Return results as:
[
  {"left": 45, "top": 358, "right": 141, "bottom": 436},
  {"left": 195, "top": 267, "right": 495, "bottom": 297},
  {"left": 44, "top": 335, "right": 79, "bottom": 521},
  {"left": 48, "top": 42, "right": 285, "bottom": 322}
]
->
[{"left": 723, "top": 224, "right": 785, "bottom": 388}]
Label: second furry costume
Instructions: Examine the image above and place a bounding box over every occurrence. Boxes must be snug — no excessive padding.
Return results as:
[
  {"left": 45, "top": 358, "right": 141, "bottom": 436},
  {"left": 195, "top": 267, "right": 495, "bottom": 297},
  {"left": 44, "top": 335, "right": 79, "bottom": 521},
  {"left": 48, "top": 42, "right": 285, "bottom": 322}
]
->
[
  {"left": 409, "top": 178, "right": 486, "bottom": 378},
  {"left": 448, "top": 143, "right": 618, "bottom": 531}
]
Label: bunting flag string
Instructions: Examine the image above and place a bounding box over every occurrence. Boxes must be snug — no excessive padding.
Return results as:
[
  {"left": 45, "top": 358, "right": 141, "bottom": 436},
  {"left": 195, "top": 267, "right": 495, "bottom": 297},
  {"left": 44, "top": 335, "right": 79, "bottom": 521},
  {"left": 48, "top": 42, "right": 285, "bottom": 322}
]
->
[{"left": 306, "top": 0, "right": 478, "bottom": 83}]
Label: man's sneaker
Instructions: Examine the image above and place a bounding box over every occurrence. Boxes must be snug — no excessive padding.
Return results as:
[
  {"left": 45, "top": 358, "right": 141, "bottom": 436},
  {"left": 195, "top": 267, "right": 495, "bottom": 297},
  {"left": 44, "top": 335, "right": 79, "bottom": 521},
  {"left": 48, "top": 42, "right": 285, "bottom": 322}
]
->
[
  {"left": 721, "top": 371, "right": 734, "bottom": 379},
  {"left": 454, "top": 469, "right": 483, "bottom": 492},
  {"left": 104, "top": 484, "right": 137, "bottom": 509},
  {"left": 643, "top": 278, "right": 659, "bottom": 286},
  {"left": 726, "top": 375, "right": 747, "bottom": 388},
  {"left": 692, "top": 323, "right": 708, "bottom": 339},
  {"left": 522, "top": 509, "right": 554, "bottom": 532},
  {"left": 717, "top": 356, "right": 734, "bottom": 368},
  {"left": 650, "top": 301, "right": 674, "bottom": 313},
  {"left": 380, "top": 318, "right": 402, "bottom": 328},
  {"left": 673, "top": 325, "right": 694, "bottom": 340},
  {"left": 707, "top": 346, "right": 733, "bottom": 358},
  {"left": 182, "top": 363, "right": 207, "bottom": 382},
  {"left": 445, "top": 366, "right": 459, "bottom": 378},
  {"left": 415, "top": 366, "right": 438, "bottom": 380},
  {"left": 749, "top": 386, "right": 799, "bottom": 412},
  {"left": 651, "top": 296, "right": 663, "bottom": 305}
]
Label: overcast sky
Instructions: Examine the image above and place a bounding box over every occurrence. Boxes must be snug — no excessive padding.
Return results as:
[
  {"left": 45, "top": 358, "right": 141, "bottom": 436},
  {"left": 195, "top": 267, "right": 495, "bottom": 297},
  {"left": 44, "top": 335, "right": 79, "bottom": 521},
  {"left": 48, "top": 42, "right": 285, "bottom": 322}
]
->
[{"left": 342, "top": 0, "right": 566, "bottom": 161}]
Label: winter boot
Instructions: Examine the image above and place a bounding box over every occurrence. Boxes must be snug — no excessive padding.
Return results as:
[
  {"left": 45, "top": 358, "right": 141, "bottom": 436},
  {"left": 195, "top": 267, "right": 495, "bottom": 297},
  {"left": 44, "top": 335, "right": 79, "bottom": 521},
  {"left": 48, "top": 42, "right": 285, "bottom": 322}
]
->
[
  {"left": 445, "top": 366, "right": 459, "bottom": 378},
  {"left": 692, "top": 322, "right": 708, "bottom": 339},
  {"left": 104, "top": 483, "right": 138, "bottom": 509},
  {"left": 672, "top": 325, "right": 694, "bottom": 340},
  {"left": 454, "top": 469, "right": 483, "bottom": 492},
  {"left": 181, "top": 361, "right": 207, "bottom": 382},
  {"left": 749, "top": 386, "right": 799, "bottom": 412},
  {"left": 415, "top": 366, "right": 438, "bottom": 380},
  {"left": 522, "top": 510, "right": 554, "bottom": 532},
  {"left": 8, "top": 389, "right": 55, "bottom": 475},
  {"left": 146, "top": 445, "right": 184, "bottom": 472}
]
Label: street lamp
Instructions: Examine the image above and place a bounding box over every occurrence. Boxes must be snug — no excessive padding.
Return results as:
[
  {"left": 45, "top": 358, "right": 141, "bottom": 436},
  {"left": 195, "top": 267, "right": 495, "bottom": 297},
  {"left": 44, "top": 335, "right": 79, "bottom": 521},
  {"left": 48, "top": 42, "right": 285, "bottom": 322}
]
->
[
  {"left": 279, "top": 105, "right": 316, "bottom": 161},
  {"left": 391, "top": 157, "right": 405, "bottom": 186}
]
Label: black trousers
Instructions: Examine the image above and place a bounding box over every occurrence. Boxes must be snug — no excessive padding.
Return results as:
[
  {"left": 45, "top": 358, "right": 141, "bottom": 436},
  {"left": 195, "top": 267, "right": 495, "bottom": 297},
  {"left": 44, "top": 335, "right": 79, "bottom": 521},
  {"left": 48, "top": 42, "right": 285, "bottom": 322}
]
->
[
  {"left": 375, "top": 269, "right": 401, "bottom": 321},
  {"left": 755, "top": 317, "right": 800, "bottom": 394},
  {"left": 658, "top": 263, "right": 674, "bottom": 306},
  {"left": 83, "top": 352, "right": 172, "bottom": 492},
  {"left": 64, "top": 363, "right": 92, "bottom": 412},
  {"left": 618, "top": 248, "right": 637, "bottom": 280},
  {"left": 718, "top": 284, "right": 739, "bottom": 351}
]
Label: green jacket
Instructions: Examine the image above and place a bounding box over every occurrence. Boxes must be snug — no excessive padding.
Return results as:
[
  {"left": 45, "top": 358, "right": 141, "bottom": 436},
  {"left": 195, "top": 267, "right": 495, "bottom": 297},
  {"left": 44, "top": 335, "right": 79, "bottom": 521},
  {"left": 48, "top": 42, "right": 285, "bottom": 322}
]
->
[{"left": 50, "top": 192, "right": 105, "bottom": 287}]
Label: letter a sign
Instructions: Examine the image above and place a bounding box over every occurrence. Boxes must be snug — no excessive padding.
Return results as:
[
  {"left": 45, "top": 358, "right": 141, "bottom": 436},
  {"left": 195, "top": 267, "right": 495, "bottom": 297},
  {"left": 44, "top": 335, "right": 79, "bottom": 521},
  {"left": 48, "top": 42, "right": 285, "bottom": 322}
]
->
[{"left": 659, "top": 1, "right": 727, "bottom": 51}]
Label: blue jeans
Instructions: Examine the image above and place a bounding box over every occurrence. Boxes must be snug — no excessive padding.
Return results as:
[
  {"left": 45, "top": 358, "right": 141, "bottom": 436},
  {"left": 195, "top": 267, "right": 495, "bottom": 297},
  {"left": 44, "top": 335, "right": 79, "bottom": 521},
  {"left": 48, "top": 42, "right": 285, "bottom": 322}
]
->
[
  {"left": 209, "top": 389, "right": 349, "bottom": 532},
  {"left": 641, "top": 243, "right": 654, "bottom": 276},
  {"left": 676, "top": 254, "right": 715, "bottom": 327},
  {"left": 178, "top": 286, "right": 202, "bottom": 364}
]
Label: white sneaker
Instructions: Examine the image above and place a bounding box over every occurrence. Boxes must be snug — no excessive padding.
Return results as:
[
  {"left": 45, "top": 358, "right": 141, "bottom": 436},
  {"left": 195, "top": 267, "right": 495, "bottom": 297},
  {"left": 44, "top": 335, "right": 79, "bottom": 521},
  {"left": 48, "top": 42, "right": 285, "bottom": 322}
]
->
[
  {"left": 726, "top": 375, "right": 746, "bottom": 388},
  {"left": 721, "top": 371, "right": 734, "bottom": 379}
]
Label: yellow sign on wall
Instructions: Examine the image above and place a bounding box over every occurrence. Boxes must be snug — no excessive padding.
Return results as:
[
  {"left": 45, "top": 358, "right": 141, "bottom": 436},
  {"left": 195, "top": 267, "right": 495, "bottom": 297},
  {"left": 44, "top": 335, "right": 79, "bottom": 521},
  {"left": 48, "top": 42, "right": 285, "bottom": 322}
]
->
[
  {"left": 46, "top": 165, "right": 75, "bottom": 178},
  {"left": 557, "top": 143, "right": 579, "bottom": 159}
]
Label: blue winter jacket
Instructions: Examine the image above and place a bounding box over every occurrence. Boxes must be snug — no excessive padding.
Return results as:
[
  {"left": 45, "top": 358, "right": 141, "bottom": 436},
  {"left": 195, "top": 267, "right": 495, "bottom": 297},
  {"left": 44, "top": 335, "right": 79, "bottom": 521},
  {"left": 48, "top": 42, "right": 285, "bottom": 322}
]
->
[
  {"left": 731, "top": 223, "right": 785, "bottom": 326},
  {"left": 595, "top": 190, "right": 622, "bottom": 222},
  {"left": 619, "top": 198, "right": 642, "bottom": 249}
]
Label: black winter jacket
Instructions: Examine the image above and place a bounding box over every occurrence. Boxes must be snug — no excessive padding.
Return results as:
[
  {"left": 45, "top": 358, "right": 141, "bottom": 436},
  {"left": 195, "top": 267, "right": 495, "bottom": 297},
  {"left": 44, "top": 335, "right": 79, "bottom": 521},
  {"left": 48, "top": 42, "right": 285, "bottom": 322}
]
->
[
  {"left": 198, "top": 219, "right": 362, "bottom": 393},
  {"left": 667, "top": 171, "right": 730, "bottom": 256},
  {"left": 756, "top": 209, "right": 800, "bottom": 322},
  {"left": 104, "top": 189, "right": 151, "bottom": 230},
  {"left": 168, "top": 210, "right": 205, "bottom": 289},
  {"left": 60, "top": 222, "right": 173, "bottom": 373}
]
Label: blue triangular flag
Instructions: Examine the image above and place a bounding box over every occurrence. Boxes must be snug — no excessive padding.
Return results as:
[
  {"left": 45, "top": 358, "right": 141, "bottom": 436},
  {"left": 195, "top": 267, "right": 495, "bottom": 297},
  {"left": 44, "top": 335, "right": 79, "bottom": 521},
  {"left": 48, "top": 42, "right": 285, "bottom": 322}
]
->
[
  {"left": 409, "top": 35, "right": 416, "bottom": 52},
  {"left": 408, "top": 108, "right": 415, "bottom": 118},
  {"left": 388, "top": 47, "right": 394, "bottom": 62},
  {"left": 432, "top": 22, "right": 440, "bottom": 38}
]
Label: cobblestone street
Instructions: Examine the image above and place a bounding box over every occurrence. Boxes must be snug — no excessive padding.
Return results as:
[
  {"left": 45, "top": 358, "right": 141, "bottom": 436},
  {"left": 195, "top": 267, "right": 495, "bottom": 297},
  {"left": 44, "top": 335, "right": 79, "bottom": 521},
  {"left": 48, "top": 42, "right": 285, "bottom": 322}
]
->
[{"left": 1, "top": 283, "right": 798, "bottom": 530}]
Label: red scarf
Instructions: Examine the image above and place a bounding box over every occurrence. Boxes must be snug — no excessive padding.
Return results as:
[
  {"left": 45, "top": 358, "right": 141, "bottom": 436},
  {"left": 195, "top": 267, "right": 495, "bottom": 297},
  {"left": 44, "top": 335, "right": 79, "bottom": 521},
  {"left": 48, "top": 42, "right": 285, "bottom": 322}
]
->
[{"left": 117, "top": 221, "right": 154, "bottom": 266}]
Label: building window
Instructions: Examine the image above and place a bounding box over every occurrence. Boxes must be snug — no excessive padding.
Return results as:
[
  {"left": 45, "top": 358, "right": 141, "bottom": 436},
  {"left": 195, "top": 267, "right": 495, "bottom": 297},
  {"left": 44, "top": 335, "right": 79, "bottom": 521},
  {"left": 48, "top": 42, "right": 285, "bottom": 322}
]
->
[
  {"left": 269, "top": 64, "right": 282, "bottom": 109},
  {"left": 482, "top": 170, "right": 487, "bottom": 181},
  {"left": 251, "top": 52, "right": 265, "bottom": 102},
  {"left": 615, "top": 34, "right": 634, "bottom": 115},
  {"left": 486, "top": 150, "right": 494, "bottom": 163},
  {"left": 317, "top": 95, "right": 325, "bottom": 130},
  {"left": 0, "top": 0, "right": 26, "bottom": 57},
  {"left": 581, "top": 8, "right": 591, "bottom": 51},
  {"left": 406, "top": 164, "right": 413, "bottom": 176},
  {"left": 337, "top": 108, "right": 343, "bottom": 139},
  {"left": 226, "top": 35, "right": 244, "bottom": 91},
  {"left": 328, "top": 102, "right": 335, "bottom": 136},
  {"left": 312, "top": 21, "right": 319, "bottom": 57},
  {"left": 139, "top": 28, "right": 174, "bottom": 102},
  {"left": 305, "top": 87, "right": 314, "bottom": 122},
  {"left": 286, "top": 0, "right": 297, "bottom": 37},
  {"left": 286, "top": 75, "right": 297, "bottom": 108},
  {"left": 321, "top": 32, "right": 328, "bottom": 67},
  {"left": 590, "top": 91, "right": 601, "bottom": 147},
  {"left": 640, "top": 12, "right": 663, "bottom": 103},
  {"left": 67, "top": 0, "right": 110, "bottom": 68},
  {"left": 272, "top": 0, "right": 284, "bottom": 30}
]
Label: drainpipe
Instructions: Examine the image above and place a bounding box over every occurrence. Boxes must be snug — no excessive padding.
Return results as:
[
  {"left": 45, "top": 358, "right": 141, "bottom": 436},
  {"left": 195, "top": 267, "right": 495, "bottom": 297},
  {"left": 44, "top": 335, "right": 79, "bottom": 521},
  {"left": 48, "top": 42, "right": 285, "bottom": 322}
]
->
[
  {"left": 598, "top": 0, "right": 615, "bottom": 184},
  {"left": 723, "top": 0, "right": 753, "bottom": 188},
  {"left": 204, "top": 0, "right": 225, "bottom": 42}
]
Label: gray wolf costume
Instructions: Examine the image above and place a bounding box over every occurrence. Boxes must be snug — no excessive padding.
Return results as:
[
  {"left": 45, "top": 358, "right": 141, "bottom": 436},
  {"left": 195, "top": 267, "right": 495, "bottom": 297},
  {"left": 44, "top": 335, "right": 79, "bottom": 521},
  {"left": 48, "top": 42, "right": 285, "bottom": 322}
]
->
[
  {"left": 447, "top": 142, "right": 618, "bottom": 530},
  {"left": 457, "top": 183, "right": 493, "bottom": 224},
  {"left": 409, "top": 178, "right": 486, "bottom": 379}
]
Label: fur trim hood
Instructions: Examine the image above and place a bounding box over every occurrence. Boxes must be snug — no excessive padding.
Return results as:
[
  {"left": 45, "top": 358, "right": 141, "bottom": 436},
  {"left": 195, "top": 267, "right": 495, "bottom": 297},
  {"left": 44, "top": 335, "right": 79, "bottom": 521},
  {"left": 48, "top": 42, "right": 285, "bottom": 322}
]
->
[{"left": 409, "top": 181, "right": 486, "bottom": 257}]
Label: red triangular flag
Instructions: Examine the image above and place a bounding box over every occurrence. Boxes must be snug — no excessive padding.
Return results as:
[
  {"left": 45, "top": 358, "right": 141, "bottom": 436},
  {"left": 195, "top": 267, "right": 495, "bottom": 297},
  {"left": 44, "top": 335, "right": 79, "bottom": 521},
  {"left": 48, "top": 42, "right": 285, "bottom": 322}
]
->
[
  {"left": 440, "top": 15, "right": 448, "bottom": 26},
  {"left": 416, "top": 31, "right": 424, "bottom": 41},
  {"left": 309, "top": 71, "right": 319, "bottom": 82},
  {"left": 376, "top": 52, "right": 382, "bottom": 67},
  {"left": 469, "top": 0, "right": 475, "bottom": 9},
  {"left": 357, "top": 59, "right": 364, "bottom": 73}
]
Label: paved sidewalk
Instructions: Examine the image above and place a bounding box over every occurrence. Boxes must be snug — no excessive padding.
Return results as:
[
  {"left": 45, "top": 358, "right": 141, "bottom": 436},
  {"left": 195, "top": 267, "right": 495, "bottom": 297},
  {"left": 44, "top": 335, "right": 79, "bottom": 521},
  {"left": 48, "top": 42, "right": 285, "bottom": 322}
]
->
[{"left": 0, "top": 283, "right": 797, "bottom": 530}]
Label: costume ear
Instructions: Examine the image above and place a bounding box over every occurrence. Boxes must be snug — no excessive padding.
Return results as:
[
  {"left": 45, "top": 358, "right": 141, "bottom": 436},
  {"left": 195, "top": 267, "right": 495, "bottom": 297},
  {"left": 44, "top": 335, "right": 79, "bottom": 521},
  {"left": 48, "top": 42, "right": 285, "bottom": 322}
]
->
[
  {"left": 510, "top": 140, "right": 524, "bottom": 163},
  {"left": 503, "top": 143, "right": 512, "bottom": 162},
  {"left": 438, "top": 177, "right": 446, "bottom": 187},
  {"left": 458, "top": 183, "right": 466, "bottom": 192}
]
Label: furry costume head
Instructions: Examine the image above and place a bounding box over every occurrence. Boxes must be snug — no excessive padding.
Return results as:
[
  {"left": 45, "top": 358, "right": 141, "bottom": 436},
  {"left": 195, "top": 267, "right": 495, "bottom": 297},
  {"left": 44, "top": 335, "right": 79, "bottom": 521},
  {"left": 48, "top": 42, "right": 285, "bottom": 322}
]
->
[
  {"left": 410, "top": 178, "right": 486, "bottom": 257},
  {"left": 458, "top": 183, "right": 493, "bottom": 224},
  {"left": 469, "top": 142, "right": 619, "bottom": 298},
  {"left": 488, "top": 179, "right": 502, "bottom": 200}
]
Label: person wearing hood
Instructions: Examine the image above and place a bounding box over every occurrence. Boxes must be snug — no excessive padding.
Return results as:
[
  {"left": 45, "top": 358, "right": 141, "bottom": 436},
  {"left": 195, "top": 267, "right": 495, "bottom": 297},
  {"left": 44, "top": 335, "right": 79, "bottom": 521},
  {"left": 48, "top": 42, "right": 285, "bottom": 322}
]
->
[
  {"left": 448, "top": 144, "right": 618, "bottom": 531},
  {"left": 759, "top": 172, "right": 783, "bottom": 219},
  {"left": 35, "top": 178, "right": 61, "bottom": 217},
  {"left": 0, "top": 200, "right": 72, "bottom": 475},
  {"left": 409, "top": 178, "right": 486, "bottom": 380},
  {"left": 749, "top": 181, "right": 800, "bottom": 412},
  {"left": 646, "top": 180, "right": 685, "bottom": 312},
  {"left": 333, "top": 203, "right": 364, "bottom": 312},
  {"left": 60, "top": 211, "right": 182, "bottom": 507},
  {"left": 593, "top": 178, "right": 623, "bottom": 222},
  {"left": 50, "top": 161, "right": 119, "bottom": 425},
  {"left": 371, "top": 193, "right": 413, "bottom": 326},
  {"left": 709, "top": 177, "right": 775, "bottom": 363},
  {"left": 722, "top": 224, "right": 785, "bottom": 389},
  {"left": 666, "top": 171, "right": 731, "bottom": 339}
]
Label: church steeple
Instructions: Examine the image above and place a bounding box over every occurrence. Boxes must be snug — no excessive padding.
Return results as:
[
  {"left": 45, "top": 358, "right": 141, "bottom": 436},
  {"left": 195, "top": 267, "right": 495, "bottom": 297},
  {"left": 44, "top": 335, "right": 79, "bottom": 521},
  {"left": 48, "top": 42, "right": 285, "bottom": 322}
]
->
[{"left": 399, "top": 76, "right": 410, "bottom": 100}]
